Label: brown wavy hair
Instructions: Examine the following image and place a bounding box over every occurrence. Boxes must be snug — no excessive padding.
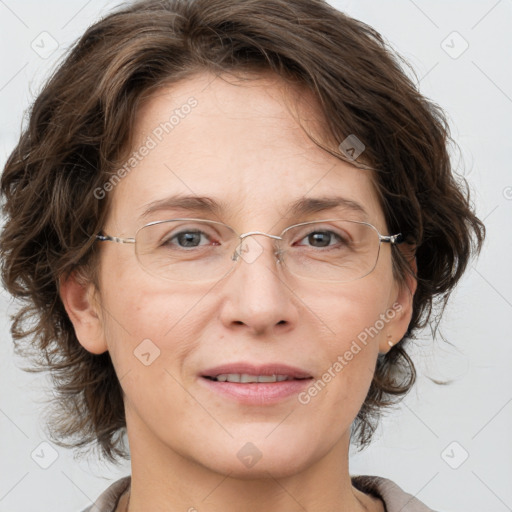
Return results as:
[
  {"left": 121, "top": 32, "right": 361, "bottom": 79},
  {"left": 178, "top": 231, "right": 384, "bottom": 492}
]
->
[{"left": 0, "top": 0, "right": 484, "bottom": 461}]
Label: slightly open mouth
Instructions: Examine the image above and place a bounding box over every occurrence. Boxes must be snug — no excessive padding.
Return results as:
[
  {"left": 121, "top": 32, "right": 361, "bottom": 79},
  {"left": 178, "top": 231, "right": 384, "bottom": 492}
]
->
[{"left": 202, "top": 375, "right": 313, "bottom": 383}]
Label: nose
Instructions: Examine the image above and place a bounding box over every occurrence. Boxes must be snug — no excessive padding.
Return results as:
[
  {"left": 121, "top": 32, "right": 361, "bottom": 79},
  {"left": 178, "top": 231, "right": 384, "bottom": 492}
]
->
[{"left": 218, "top": 232, "right": 299, "bottom": 336}]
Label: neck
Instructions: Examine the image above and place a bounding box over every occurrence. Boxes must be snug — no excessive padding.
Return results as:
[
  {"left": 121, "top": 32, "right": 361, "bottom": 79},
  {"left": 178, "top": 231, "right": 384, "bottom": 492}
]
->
[{"left": 122, "top": 409, "right": 382, "bottom": 512}]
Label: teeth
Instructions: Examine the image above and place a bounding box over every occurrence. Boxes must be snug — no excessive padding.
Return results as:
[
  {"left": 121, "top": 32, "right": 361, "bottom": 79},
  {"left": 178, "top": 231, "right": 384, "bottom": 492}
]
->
[{"left": 214, "top": 373, "right": 291, "bottom": 383}]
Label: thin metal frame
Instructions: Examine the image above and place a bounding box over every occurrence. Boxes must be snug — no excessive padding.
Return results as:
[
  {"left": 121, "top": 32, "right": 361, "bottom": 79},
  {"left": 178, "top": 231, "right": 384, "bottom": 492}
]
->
[{"left": 96, "top": 218, "right": 403, "bottom": 282}]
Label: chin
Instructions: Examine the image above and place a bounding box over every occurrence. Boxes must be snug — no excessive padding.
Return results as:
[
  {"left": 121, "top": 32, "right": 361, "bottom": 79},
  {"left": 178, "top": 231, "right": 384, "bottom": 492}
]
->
[
  {"left": 194, "top": 432, "right": 322, "bottom": 480},
  {"left": 208, "top": 453, "right": 315, "bottom": 481}
]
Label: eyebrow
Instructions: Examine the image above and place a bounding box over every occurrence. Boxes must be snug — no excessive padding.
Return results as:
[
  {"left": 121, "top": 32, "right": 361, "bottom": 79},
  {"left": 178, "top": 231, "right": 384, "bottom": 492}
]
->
[
  {"left": 287, "top": 195, "right": 368, "bottom": 219},
  {"left": 140, "top": 194, "right": 368, "bottom": 220}
]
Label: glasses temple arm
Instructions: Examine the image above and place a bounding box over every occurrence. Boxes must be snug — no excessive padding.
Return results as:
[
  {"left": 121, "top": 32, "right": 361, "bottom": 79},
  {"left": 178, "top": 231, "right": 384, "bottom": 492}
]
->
[
  {"left": 96, "top": 234, "right": 136, "bottom": 244},
  {"left": 380, "top": 233, "right": 404, "bottom": 245}
]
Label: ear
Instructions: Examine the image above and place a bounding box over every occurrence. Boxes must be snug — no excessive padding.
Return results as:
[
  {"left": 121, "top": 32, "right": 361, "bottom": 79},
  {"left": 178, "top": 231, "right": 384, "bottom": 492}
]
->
[
  {"left": 379, "top": 255, "right": 418, "bottom": 354},
  {"left": 59, "top": 270, "right": 108, "bottom": 355}
]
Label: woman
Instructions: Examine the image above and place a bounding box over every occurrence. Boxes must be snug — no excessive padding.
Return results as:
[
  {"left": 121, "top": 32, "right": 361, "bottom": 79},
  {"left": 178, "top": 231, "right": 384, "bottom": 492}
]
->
[{"left": 0, "top": 0, "right": 484, "bottom": 511}]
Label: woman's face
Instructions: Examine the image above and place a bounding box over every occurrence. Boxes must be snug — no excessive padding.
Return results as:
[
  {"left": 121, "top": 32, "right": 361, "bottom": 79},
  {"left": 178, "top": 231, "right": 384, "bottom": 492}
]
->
[{"left": 77, "top": 72, "right": 412, "bottom": 477}]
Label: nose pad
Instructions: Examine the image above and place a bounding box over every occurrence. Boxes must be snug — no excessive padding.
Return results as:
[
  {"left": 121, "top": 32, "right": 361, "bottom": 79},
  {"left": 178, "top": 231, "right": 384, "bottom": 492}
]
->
[{"left": 233, "top": 236, "right": 264, "bottom": 264}]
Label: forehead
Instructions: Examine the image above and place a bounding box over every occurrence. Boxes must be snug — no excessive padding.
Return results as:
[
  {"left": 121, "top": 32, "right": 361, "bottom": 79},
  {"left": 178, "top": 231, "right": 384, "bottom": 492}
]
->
[{"left": 106, "top": 72, "right": 383, "bottom": 231}]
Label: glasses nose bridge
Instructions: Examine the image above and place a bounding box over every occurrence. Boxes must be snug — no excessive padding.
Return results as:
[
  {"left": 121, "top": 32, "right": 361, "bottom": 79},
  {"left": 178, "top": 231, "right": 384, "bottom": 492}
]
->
[
  {"left": 233, "top": 230, "right": 284, "bottom": 264},
  {"left": 239, "top": 230, "right": 282, "bottom": 242}
]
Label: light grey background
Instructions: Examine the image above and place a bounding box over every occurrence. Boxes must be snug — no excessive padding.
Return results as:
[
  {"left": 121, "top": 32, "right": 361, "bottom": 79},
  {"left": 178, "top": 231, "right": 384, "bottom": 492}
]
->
[{"left": 0, "top": 1, "right": 511, "bottom": 511}]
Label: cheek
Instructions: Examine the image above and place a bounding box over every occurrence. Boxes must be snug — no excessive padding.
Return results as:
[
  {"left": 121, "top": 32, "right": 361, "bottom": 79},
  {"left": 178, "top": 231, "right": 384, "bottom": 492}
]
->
[
  {"left": 298, "top": 270, "right": 394, "bottom": 347},
  {"left": 97, "top": 279, "right": 212, "bottom": 433},
  {"left": 96, "top": 254, "right": 209, "bottom": 375},
  {"left": 297, "top": 277, "right": 394, "bottom": 411}
]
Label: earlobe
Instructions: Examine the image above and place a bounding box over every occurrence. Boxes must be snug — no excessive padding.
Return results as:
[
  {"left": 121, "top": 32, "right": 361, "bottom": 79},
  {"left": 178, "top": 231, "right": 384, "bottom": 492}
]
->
[{"left": 59, "top": 271, "right": 108, "bottom": 355}]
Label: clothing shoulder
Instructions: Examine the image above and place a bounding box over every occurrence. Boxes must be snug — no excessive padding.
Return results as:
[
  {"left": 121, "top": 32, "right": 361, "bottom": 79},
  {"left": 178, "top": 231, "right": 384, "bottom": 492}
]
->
[
  {"left": 80, "top": 476, "right": 130, "bottom": 512},
  {"left": 82, "top": 474, "right": 440, "bottom": 512},
  {"left": 352, "top": 474, "right": 440, "bottom": 512}
]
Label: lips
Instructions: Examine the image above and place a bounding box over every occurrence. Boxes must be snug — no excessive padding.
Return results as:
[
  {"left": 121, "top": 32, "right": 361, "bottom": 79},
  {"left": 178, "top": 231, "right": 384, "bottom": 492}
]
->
[
  {"left": 201, "top": 362, "right": 313, "bottom": 381},
  {"left": 199, "top": 362, "right": 314, "bottom": 404}
]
